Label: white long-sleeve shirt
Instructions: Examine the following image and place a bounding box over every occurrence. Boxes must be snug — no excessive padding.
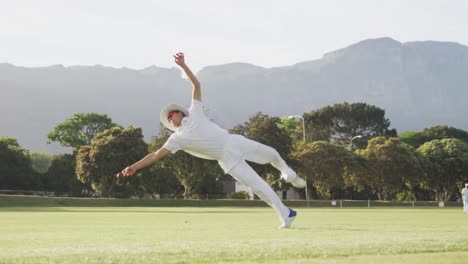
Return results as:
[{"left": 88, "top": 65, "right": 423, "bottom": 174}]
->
[
  {"left": 162, "top": 99, "right": 259, "bottom": 173},
  {"left": 462, "top": 188, "right": 468, "bottom": 202}
]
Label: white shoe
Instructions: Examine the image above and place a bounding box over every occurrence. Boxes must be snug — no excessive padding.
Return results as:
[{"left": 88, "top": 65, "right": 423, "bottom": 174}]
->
[
  {"left": 279, "top": 208, "right": 297, "bottom": 229},
  {"left": 282, "top": 173, "right": 306, "bottom": 189}
]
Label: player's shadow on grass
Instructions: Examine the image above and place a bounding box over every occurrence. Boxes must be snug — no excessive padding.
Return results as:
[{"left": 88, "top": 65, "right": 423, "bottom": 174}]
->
[{"left": 291, "top": 227, "right": 315, "bottom": 231}]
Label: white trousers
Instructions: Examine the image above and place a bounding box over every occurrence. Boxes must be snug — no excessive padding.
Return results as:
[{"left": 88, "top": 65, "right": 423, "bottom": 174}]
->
[
  {"left": 228, "top": 143, "right": 295, "bottom": 221},
  {"left": 464, "top": 201, "right": 468, "bottom": 213}
]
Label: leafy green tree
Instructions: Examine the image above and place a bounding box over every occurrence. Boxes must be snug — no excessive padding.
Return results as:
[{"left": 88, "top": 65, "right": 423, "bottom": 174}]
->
[
  {"left": 332, "top": 102, "right": 395, "bottom": 144},
  {"left": 358, "top": 137, "right": 426, "bottom": 200},
  {"left": 292, "top": 141, "right": 369, "bottom": 199},
  {"left": 30, "top": 152, "right": 55, "bottom": 174},
  {"left": 417, "top": 138, "right": 468, "bottom": 201},
  {"left": 43, "top": 154, "right": 89, "bottom": 196},
  {"left": 0, "top": 137, "right": 39, "bottom": 189},
  {"left": 75, "top": 146, "right": 94, "bottom": 188},
  {"left": 398, "top": 131, "right": 420, "bottom": 149},
  {"left": 302, "top": 106, "right": 335, "bottom": 142},
  {"left": 135, "top": 129, "right": 183, "bottom": 198},
  {"left": 410, "top": 154, "right": 437, "bottom": 201},
  {"left": 278, "top": 117, "right": 299, "bottom": 134},
  {"left": 48, "top": 113, "right": 120, "bottom": 151},
  {"left": 0, "top": 137, "right": 24, "bottom": 151},
  {"left": 75, "top": 127, "right": 147, "bottom": 197},
  {"left": 159, "top": 152, "right": 221, "bottom": 199},
  {"left": 400, "top": 125, "right": 468, "bottom": 149},
  {"left": 341, "top": 152, "right": 372, "bottom": 194},
  {"left": 303, "top": 102, "right": 396, "bottom": 147},
  {"left": 278, "top": 117, "right": 302, "bottom": 142}
]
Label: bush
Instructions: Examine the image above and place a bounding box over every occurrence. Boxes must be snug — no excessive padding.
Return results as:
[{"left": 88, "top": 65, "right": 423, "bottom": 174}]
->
[
  {"left": 395, "top": 190, "right": 416, "bottom": 201},
  {"left": 229, "top": 191, "right": 249, "bottom": 200},
  {"left": 191, "top": 194, "right": 206, "bottom": 200}
]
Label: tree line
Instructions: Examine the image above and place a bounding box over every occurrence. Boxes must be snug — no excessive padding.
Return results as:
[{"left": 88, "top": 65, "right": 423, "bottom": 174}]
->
[{"left": 1, "top": 102, "right": 468, "bottom": 201}]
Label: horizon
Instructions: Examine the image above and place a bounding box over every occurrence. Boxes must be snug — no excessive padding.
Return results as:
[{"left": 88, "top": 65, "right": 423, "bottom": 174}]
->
[{"left": 1, "top": 37, "right": 467, "bottom": 73}]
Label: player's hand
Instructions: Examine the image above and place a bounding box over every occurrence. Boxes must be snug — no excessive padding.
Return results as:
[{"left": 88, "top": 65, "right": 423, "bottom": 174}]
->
[
  {"left": 173, "top": 52, "right": 185, "bottom": 66},
  {"left": 116, "top": 166, "right": 135, "bottom": 180},
  {"left": 123, "top": 166, "right": 135, "bottom": 176}
]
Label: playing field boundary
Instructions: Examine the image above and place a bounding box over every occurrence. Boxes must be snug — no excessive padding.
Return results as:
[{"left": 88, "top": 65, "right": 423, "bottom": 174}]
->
[{"left": 0, "top": 194, "right": 461, "bottom": 208}]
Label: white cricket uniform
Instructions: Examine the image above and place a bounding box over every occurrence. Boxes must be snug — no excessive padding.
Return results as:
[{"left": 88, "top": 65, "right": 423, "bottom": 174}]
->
[
  {"left": 462, "top": 188, "right": 468, "bottom": 213},
  {"left": 163, "top": 99, "right": 292, "bottom": 220}
]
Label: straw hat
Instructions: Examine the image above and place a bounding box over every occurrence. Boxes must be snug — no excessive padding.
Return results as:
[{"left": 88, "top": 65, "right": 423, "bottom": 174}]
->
[{"left": 160, "top": 104, "right": 189, "bottom": 132}]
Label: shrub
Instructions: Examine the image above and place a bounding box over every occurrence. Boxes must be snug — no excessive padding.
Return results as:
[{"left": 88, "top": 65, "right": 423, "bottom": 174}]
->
[{"left": 229, "top": 191, "right": 249, "bottom": 200}]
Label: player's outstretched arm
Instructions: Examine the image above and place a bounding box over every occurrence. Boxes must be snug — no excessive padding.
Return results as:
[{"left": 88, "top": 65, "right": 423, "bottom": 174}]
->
[
  {"left": 174, "top": 52, "right": 201, "bottom": 101},
  {"left": 117, "top": 148, "right": 171, "bottom": 179}
]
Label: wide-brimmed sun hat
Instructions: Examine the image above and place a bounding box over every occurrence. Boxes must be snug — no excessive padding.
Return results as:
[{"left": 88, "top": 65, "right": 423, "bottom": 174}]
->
[{"left": 160, "top": 104, "right": 189, "bottom": 132}]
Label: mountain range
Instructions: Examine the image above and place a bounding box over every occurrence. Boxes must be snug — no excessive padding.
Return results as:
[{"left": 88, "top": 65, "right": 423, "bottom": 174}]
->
[{"left": 2, "top": 37, "right": 468, "bottom": 153}]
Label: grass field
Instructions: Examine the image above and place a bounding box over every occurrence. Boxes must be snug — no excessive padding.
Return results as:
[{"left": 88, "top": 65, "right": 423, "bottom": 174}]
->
[{"left": 1, "top": 197, "right": 468, "bottom": 263}]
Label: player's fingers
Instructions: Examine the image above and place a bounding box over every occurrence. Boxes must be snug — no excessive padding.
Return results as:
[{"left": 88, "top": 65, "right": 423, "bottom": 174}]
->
[
  {"left": 124, "top": 167, "right": 134, "bottom": 176},
  {"left": 116, "top": 172, "right": 124, "bottom": 179}
]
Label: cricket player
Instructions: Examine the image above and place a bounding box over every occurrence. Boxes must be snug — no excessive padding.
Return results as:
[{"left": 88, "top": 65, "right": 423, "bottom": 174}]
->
[
  {"left": 119, "top": 53, "right": 306, "bottom": 228},
  {"left": 462, "top": 183, "right": 468, "bottom": 213}
]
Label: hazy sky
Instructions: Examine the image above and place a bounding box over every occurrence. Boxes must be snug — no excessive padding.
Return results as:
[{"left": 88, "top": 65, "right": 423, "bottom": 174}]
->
[{"left": 1, "top": 0, "right": 467, "bottom": 72}]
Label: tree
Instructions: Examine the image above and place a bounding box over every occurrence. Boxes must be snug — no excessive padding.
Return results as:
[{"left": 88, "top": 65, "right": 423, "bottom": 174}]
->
[
  {"left": 43, "top": 154, "right": 89, "bottom": 196},
  {"left": 0, "top": 137, "right": 39, "bottom": 190},
  {"left": 0, "top": 137, "right": 24, "bottom": 151},
  {"left": 278, "top": 117, "right": 301, "bottom": 142},
  {"left": 135, "top": 166, "right": 182, "bottom": 198},
  {"left": 400, "top": 125, "right": 468, "bottom": 149},
  {"left": 139, "top": 129, "right": 183, "bottom": 198},
  {"left": 48, "top": 113, "right": 120, "bottom": 151},
  {"left": 30, "top": 152, "right": 55, "bottom": 174},
  {"left": 341, "top": 152, "right": 372, "bottom": 194},
  {"left": 357, "top": 137, "right": 426, "bottom": 200},
  {"left": 159, "top": 151, "right": 221, "bottom": 199},
  {"left": 332, "top": 102, "right": 396, "bottom": 145},
  {"left": 302, "top": 106, "right": 335, "bottom": 142},
  {"left": 292, "top": 141, "right": 354, "bottom": 198},
  {"left": 303, "top": 102, "right": 396, "bottom": 148},
  {"left": 398, "top": 131, "right": 420, "bottom": 149},
  {"left": 417, "top": 138, "right": 468, "bottom": 201},
  {"left": 75, "top": 127, "right": 147, "bottom": 197}
]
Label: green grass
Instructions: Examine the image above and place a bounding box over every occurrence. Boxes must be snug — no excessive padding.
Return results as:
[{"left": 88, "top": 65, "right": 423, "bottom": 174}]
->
[{"left": 1, "top": 198, "right": 468, "bottom": 263}]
